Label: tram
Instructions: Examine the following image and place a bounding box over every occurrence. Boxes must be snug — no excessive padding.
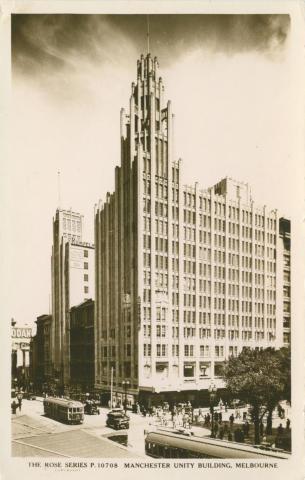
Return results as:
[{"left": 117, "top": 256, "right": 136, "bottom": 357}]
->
[
  {"left": 145, "top": 430, "right": 290, "bottom": 459},
  {"left": 43, "top": 397, "right": 84, "bottom": 424}
]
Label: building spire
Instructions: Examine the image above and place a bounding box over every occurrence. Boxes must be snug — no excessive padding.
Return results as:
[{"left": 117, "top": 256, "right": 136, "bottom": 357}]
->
[
  {"left": 57, "top": 170, "right": 61, "bottom": 209},
  {"left": 147, "top": 14, "right": 150, "bottom": 54}
]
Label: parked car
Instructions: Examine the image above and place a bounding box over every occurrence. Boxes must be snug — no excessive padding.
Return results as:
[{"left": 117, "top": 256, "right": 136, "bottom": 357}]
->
[
  {"left": 23, "top": 392, "right": 36, "bottom": 400},
  {"left": 84, "top": 401, "right": 100, "bottom": 415},
  {"left": 106, "top": 410, "right": 130, "bottom": 430}
]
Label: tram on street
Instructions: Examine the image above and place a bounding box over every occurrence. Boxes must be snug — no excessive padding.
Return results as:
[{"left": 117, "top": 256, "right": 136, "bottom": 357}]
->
[
  {"left": 145, "top": 430, "right": 291, "bottom": 459},
  {"left": 43, "top": 397, "right": 84, "bottom": 424}
]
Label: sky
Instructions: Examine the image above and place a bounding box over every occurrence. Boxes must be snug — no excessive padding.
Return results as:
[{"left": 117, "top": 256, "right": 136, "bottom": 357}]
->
[{"left": 6, "top": 13, "right": 300, "bottom": 328}]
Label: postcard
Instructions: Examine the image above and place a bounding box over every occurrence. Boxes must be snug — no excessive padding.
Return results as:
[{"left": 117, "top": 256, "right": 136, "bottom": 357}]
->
[{"left": 1, "top": 1, "right": 304, "bottom": 479}]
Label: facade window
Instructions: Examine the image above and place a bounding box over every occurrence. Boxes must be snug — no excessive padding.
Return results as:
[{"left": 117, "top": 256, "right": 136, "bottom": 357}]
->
[
  {"left": 84, "top": 250, "right": 88, "bottom": 257},
  {"left": 200, "top": 345, "right": 210, "bottom": 357},
  {"left": 84, "top": 286, "right": 89, "bottom": 294},
  {"left": 184, "top": 364, "right": 194, "bottom": 377},
  {"left": 84, "top": 262, "right": 88, "bottom": 269},
  {"left": 84, "top": 274, "right": 88, "bottom": 282},
  {"left": 156, "top": 344, "right": 167, "bottom": 356},
  {"left": 184, "top": 345, "right": 194, "bottom": 357},
  {"left": 215, "top": 346, "right": 224, "bottom": 357}
]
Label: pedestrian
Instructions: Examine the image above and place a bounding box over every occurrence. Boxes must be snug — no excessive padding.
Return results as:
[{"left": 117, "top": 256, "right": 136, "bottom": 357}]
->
[
  {"left": 219, "top": 425, "right": 224, "bottom": 440},
  {"left": 234, "top": 428, "right": 244, "bottom": 443},
  {"left": 218, "top": 412, "right": 222, "bottom": 423},
  {"left": 260, "top": 421, "right": 264, "bottom": 436},
  {"left": 183, "top": 413, "right": 189, "bottom": 428},
  {"left": 198, "top": 411, "right": 204, "bottom": 425},
  {"left": 178, "top": 412, "right": 183, "bottom": 426},
  {"left": 277, "top": 405, "right": 283, "bottom": 419},
  {"left": 11, "top": 400, "right": 17, "bottom": 414},
  {"left": 229, "top": 413, "right": 234, "bottom": 426},
  {"left": 277, "top": 423, "right": 284, "bottom": 436},
  {"left": 243, "top": 421, "right": 250, "bottom": 437},
  {"left": 286, "top": 418, "right": 291, "bottom": 430},
  {"left": 243, "top": 411, "right": 247, "bottom": 421},
  {"left": 17, "top": 392, "right": 23, "bottom": 411},
  {"left": 173, "top": 413, "right": 177, "bottom": 429}
]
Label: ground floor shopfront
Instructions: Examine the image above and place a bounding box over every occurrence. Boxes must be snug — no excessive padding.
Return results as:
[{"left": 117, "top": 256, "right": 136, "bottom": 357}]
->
[{"left": 96, "top": 385, "right": 228, "bottom": 410}]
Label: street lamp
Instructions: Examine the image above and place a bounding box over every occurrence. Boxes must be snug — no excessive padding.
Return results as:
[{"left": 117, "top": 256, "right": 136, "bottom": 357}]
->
[
  {"left": 122, "top": 380, "right": 130, "bottom": 413},
  {"left": 208, "top": 383, "right": 218, "bottom": 438}
]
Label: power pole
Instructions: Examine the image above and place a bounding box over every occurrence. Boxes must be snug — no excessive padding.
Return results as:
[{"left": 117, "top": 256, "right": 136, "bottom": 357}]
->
[{"left": 110, "top": 366, "right": 113, "bottom": 409}]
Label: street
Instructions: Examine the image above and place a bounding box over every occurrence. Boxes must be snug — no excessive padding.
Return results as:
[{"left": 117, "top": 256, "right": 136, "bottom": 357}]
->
[
  {"left": 12, "top": 398, "right": 291, "bottom": 458},
  {"left": 12, "top": 398, "right": 149, "bottom": 458}
]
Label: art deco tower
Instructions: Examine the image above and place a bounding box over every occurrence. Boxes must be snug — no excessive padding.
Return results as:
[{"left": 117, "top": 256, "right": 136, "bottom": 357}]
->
[
  {"left": 95, "top": 53, "right": 289, "bottom": 407},
  {"left": 95, "top": 53, "right": 175, "bottom": 401}
]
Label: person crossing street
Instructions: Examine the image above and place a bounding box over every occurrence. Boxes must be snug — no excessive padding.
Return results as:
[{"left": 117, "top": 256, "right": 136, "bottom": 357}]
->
[{"left": 17, "top": 391, "right": 23, "bottom": 412}]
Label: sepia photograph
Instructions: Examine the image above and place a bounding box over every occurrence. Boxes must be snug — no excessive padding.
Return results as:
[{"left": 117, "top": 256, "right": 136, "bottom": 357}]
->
[{"left": 2, "top": 2, "right": 305, "bottom": 477}]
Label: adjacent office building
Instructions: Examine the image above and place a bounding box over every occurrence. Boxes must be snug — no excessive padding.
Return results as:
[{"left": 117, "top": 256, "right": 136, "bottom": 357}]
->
[
  {"left": 51, "top": 208, "right": 94, "bottom": 388},
  {"left": 30, "top": 314, "right": 53, "bottom": 391},
  {"left": 94, "top": 53, "right": 291, "bottom": 406},
  {"left": 11, "top": 318, "right": 33, "bottom": 390},
  {"left": 70, "top": 299, "right": 95, "bottom": 392}
]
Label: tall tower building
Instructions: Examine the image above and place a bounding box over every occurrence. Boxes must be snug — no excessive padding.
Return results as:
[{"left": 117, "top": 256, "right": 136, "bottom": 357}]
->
[
  {"left": 51, "top": 209, "right": 95, "bottom": 388},
  {"left": 95, "top": 54, "right": 290, "bottom": 407},
  {"left": 279, "top": 218, "right": 291, "bottom": 347}
]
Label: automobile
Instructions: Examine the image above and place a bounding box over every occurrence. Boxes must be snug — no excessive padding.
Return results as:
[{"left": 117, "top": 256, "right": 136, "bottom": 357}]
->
[
  {"left": 23, "top": 392, "right": 36, "bottom": 400},
  {"left": 106, "top": 410, "right": 130, "bottom": 430},
  {"left": 84, "top": 400, "right": 100, "bottom": 415}
]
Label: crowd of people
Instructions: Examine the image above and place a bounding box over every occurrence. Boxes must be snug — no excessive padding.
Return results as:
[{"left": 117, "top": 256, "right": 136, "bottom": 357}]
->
[{"left": 130, "top": 400, "right": 291, "bottom": 448}]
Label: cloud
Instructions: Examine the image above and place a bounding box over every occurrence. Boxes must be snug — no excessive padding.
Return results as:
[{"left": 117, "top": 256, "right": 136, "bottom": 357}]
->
[
  {"left": 8, "top": 13, "right": 294, "bottom": 327},
  {"left": 12, "top": 14, "right": 139, "bottom": 105},
  {"left": 12, "top": 14, "right": 290, "bottom": 77}
]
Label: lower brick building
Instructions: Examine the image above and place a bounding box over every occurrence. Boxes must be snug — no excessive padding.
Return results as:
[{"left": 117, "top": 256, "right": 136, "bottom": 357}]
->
[{"left": 70, "top": 299, "right": 95, "bottom": 394}]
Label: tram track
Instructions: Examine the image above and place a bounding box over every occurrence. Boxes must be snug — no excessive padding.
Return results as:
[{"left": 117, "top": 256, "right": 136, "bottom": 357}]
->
[{"left": 12, "top": 439, "right": 71, "bottom": 457}]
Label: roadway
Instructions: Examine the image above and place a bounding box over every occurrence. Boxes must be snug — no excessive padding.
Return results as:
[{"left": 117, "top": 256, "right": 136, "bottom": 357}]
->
[
  {"left": 12, "top": 399, "right": 290, "bottom": 458},
  {"left": 11, "top": 398, "right": 150, "bottom": 458}
]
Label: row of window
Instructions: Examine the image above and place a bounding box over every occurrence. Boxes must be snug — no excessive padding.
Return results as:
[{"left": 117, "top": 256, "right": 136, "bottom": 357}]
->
[
  {"left": 142, "top": 305, "right": 278, "bottom": 323},
  {"left": 142, "top": 344, "right": 228, "bottom": 358},
  {"left": 144, "top": 215, "right": 276, "bottom": 250},
  {"left": 63, "top": 217, "right": 81, "bottom": 233},
  {"left": 143, "top": 289, "right": 276, "bottom": 312},
  {"left": 142, "top": 338, "right": 277, "bottom": 360}
]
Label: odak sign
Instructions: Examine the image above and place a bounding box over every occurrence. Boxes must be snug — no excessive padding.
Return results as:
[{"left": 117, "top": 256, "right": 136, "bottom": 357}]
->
[{"left": 11, "top": 328, "right": 32, "bottom": 339}]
